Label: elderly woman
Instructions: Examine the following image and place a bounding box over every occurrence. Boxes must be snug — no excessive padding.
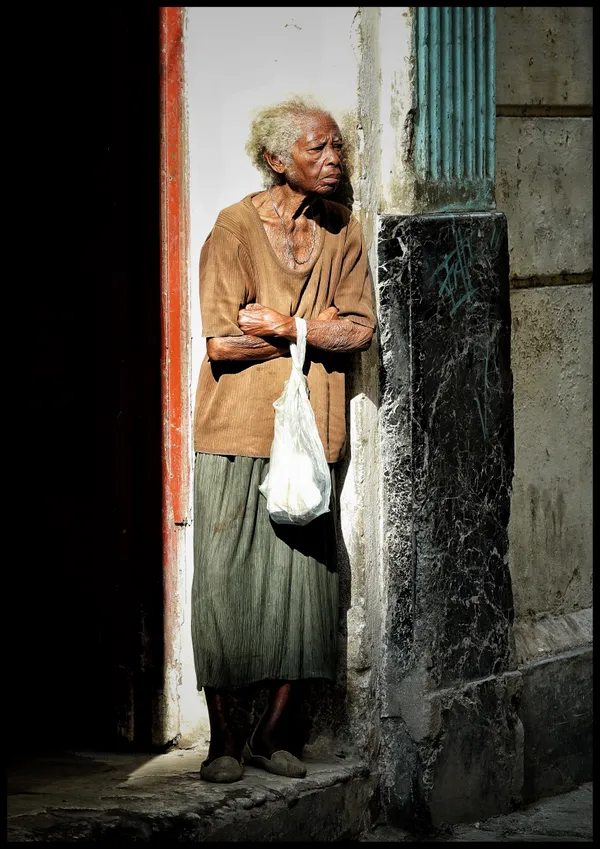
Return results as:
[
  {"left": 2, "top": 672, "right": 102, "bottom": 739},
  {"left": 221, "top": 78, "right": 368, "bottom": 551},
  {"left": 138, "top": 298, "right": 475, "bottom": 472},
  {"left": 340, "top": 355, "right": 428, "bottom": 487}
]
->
[{"left": 191, "top": 96, "right": 375, "bottom": 783}]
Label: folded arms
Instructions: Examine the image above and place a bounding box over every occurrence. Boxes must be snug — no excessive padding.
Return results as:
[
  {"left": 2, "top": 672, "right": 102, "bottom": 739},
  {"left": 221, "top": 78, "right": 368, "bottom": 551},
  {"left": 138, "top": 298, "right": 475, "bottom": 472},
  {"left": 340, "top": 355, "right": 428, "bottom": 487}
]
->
[{"left": 207, "top": 304, "right": 373, "bottom": 362}]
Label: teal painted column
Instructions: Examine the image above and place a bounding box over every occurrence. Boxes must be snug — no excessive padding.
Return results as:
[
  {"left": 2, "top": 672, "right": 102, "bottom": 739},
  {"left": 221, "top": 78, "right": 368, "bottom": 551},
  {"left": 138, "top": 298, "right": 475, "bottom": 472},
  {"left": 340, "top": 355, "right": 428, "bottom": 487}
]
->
[{"left": 414, "top": 7, "right": 496, "bottom": 211}]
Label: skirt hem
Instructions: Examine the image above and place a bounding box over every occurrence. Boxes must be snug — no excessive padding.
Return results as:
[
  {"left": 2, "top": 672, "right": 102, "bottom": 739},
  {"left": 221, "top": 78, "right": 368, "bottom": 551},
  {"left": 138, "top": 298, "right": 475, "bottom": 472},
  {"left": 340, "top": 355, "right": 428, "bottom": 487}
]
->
[{"left": 196, "top": 671, "right": 337, "bottom": 691}]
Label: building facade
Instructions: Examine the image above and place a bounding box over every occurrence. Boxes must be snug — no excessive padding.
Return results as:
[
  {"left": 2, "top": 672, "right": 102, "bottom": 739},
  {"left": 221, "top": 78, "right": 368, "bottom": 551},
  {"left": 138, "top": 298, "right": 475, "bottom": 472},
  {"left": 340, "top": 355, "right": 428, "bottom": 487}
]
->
[{"left": 151, "top": 6, "right": 593, "bottom": 830}]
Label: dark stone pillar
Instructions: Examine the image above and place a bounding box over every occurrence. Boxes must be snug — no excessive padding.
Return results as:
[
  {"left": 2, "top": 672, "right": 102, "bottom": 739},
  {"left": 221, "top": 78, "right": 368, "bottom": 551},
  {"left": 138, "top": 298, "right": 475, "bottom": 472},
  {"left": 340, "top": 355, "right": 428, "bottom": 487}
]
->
[{"left": 377, "top": 212, "right": 522, "bottom": 830}]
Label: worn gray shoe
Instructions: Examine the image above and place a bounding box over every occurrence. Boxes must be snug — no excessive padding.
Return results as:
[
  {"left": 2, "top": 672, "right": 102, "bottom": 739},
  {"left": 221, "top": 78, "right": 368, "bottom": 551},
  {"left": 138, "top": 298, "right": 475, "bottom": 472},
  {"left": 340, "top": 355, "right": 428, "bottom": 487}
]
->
[
  {"left": 200, "top": 755, "right": 243, "bottom": 783},
  {"left": 242, "top": 741, "right": 307, "bottom": 778}
]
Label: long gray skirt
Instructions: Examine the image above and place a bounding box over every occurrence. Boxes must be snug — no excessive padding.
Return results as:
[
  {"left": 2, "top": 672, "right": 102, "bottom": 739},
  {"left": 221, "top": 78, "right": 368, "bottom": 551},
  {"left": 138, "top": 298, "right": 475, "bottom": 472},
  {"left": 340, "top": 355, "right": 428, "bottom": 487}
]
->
[{"left": 191, "top": 452, "right": 339, "bottom": 689}]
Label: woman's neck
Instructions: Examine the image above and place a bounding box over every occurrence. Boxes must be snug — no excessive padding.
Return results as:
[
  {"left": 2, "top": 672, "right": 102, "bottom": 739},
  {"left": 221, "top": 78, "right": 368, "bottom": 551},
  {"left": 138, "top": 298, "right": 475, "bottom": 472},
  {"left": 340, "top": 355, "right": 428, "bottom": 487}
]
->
[{"left": 269, "top": 182, "right": 316, "bottom": 220}]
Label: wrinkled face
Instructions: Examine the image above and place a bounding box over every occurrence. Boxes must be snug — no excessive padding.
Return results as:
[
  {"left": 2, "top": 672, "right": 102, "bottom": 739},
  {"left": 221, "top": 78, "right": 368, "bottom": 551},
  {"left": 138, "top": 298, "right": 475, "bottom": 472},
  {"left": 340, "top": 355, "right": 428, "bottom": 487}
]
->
[{"left": 283, "top": 113, "right": 344, "bottom": 195}]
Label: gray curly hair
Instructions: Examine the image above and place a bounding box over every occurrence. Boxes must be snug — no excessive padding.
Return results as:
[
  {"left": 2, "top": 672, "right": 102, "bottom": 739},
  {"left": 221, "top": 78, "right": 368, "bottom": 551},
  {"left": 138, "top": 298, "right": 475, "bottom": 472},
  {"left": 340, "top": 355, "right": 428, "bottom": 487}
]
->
[{"left": 245, "top": 95, "right": 349, "bottom": 187}]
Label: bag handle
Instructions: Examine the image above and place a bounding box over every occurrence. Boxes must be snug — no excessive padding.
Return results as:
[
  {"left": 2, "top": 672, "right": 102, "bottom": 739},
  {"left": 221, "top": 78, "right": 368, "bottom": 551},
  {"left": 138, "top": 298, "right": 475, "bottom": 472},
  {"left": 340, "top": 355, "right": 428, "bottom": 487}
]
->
[{"left": 290, "top": 317, "right": 307, "bottom": 373}]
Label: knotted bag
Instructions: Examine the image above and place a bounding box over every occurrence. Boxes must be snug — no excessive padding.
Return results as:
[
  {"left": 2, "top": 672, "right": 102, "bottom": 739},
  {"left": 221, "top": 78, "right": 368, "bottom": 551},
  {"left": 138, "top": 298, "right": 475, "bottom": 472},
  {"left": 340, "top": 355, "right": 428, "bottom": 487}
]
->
[{"left": 259, "top": 317, "right": 331, "bottom": 525}]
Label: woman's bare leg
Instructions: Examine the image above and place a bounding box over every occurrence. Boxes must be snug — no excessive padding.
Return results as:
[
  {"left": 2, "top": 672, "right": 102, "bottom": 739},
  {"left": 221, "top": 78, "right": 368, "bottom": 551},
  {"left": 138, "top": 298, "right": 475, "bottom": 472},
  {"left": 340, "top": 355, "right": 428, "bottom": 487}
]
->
[
  {"left": 250, "top": 681, "right": 300, "bottom": 758},
  {"left": 204, "top": 687, "right": 240, "bottom": 762}
]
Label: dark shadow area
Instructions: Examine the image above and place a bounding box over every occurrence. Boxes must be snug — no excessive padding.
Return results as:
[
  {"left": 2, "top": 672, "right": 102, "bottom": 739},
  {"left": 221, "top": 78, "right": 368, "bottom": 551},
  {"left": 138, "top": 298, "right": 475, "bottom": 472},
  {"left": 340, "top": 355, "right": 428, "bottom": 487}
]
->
[
  {"left": 7, "top": 751, "right": 155, "bottom": 797},
  {"left": 93, "top": 5, "right": 163, "bottom": 751},
  {"left": 9, "top": 7, "right": 163, "bottom": 754}
]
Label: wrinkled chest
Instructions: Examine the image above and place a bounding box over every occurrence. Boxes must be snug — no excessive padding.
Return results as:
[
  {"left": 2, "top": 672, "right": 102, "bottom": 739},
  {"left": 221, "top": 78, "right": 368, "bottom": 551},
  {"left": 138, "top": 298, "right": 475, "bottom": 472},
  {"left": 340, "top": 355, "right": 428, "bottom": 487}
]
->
[{"left": 251, "top": 244, "right": 345, "bottom": 318}]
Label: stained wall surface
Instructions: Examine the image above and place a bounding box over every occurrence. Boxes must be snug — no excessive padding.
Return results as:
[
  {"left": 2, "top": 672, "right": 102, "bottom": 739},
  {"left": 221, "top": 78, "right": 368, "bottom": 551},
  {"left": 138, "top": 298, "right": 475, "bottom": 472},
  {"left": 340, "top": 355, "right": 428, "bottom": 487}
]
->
[
  {"left": 496, "top": 7, "right": 593, "bottom": 622},
  {"left": 495, "top": 7, "right": 593, "bottom": 802}
]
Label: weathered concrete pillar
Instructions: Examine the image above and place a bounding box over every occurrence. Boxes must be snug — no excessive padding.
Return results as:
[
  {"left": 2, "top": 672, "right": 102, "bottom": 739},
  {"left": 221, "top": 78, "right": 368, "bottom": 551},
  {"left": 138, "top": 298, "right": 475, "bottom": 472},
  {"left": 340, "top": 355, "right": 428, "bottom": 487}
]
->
[{"left": 376, "top": 7, "right": 522, "bottom": 830}]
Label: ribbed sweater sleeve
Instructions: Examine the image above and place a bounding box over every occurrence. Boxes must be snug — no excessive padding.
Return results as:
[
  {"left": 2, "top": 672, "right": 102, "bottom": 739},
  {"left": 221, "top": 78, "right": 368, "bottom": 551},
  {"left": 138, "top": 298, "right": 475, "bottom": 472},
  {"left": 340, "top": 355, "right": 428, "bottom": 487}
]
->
[
  {"left": 333, "top": 217, "right": 376, "bottom": 329},
  {"left": 199, "top": 224, "right": 253, "bottom": 338}
]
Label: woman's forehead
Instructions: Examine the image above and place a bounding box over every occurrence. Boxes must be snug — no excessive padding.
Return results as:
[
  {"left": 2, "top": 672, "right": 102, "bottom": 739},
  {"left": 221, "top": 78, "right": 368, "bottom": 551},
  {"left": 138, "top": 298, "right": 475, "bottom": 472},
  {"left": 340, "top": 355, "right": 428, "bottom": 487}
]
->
[{"left": 296, "top": 113, "right": 342, "bottom": 144}]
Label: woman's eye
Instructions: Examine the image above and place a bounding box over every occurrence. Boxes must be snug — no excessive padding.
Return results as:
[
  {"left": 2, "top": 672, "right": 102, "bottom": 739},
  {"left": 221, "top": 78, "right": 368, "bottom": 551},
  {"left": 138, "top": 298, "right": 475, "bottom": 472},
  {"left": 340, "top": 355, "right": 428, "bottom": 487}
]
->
[{"left": 309, "top": 143, "right": 343, "bottom": 153}]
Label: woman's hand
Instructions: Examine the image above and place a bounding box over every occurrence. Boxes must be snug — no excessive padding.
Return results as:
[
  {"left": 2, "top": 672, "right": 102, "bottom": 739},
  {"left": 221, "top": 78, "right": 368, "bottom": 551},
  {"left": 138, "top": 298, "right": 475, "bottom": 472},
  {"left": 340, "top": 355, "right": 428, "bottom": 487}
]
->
[
  {"left": 238, "top": 303, "right": 339, "bottom": 339},
  {"left": 315, "top": 306, "right": 339, "bottom": 321},
  {"left": 238, "top": 303, "right": 294, "bottom": 338}
]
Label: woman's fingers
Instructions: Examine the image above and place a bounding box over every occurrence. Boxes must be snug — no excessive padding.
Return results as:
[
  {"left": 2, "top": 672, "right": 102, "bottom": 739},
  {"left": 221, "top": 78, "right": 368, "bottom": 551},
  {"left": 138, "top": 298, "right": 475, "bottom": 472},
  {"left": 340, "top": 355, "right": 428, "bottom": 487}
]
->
[
  {"left": 315, "top": 306, "right": 339, "bottom": 321},
  {"left": 239, "top": 303, "right": 267, "bottom": 321},
  {"left": 238, "top": 304, "right": 272, "bottom": 335}
]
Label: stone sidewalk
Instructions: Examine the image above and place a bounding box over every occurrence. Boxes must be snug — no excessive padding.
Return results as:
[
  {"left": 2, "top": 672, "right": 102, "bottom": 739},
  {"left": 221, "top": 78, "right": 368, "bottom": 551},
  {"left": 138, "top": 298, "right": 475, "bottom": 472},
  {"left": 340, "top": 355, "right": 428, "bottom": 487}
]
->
[
  {"left": 358, "top": 782, "right": 593, "bottom": 842},
  {"left": 7, "top": 748, "right": 592, "bottom": 842}
]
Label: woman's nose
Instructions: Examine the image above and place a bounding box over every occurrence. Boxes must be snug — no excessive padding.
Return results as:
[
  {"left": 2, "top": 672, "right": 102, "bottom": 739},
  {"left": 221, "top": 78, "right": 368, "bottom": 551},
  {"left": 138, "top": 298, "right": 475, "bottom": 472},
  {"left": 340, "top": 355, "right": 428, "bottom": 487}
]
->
[{"left": 326, "top": 146, "right": 341, "bottom": 166}]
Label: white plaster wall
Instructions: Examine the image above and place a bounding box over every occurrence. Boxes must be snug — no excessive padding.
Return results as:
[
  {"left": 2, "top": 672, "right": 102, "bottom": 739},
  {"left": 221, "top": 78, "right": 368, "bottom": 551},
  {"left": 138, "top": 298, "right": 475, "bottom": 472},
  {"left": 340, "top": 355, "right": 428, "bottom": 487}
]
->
[
  {"left": 378, "top": 7, "right": 415, "bottom": 214},
  {"left": 181, "top": 5, "right": 363, "bottom": 748},
  {"left": 344, "top": 6, "right": 415, "bottom": 761}
]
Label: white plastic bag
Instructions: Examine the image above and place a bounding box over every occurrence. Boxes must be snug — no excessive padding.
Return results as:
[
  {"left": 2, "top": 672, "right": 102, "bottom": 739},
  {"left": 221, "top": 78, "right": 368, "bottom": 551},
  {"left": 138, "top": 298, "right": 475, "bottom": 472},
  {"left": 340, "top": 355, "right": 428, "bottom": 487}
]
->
[{"left": 259, "top": 317, "right": 332, "bottom": 525}]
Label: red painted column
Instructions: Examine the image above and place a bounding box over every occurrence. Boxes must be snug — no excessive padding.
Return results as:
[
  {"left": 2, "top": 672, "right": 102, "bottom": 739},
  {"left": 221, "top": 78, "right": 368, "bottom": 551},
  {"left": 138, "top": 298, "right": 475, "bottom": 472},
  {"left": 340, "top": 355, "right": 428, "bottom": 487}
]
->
[{"left": 159, "top": 6, "right": 190, "bottom": 744}]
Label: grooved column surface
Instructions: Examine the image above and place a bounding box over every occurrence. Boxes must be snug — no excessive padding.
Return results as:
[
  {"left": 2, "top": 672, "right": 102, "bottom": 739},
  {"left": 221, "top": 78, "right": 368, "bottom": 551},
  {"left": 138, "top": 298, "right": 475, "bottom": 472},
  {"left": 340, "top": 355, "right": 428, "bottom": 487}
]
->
[{"left": 414, "top": 7, "right": 496, "bottom": 211}]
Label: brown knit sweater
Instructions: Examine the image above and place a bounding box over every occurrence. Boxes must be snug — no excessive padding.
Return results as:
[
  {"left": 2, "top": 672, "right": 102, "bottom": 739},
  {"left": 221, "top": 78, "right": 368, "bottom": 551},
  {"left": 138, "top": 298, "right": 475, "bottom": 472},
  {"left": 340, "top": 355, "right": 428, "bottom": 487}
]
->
[{"left": 193, "top": 193, "right": 375, "bottom": 462}]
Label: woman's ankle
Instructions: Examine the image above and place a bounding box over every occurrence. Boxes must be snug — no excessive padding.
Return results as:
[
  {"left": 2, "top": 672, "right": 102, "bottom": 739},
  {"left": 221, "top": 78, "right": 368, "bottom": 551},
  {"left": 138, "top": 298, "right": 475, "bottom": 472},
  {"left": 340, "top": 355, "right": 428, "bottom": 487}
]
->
[
  {"left": 207, "top": 733, "right": 241, "bottom": 762},
  {"left": 249, "top": 726, "right": 282, "bottom": 758}
]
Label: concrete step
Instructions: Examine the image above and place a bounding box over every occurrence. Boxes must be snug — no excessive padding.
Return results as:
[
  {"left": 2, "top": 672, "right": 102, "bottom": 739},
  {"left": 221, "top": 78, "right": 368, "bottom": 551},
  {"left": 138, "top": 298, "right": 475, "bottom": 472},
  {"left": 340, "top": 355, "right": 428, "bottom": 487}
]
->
[{"left": 7, "top": 748, "right": 376, "bottom": 842}]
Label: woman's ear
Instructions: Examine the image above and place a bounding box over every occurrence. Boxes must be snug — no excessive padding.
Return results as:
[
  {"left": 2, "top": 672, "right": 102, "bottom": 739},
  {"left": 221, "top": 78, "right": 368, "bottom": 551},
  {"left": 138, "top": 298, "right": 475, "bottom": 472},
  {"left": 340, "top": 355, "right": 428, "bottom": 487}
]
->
[{"left": 264, "top": 150, "right": 286, "bottom": 175}]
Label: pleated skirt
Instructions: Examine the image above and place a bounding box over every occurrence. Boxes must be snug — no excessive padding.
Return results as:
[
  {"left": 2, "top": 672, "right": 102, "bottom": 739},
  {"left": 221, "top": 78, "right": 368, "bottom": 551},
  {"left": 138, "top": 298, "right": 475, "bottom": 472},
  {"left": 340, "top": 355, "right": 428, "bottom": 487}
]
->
[{"left": 191, "top": 452, "right": 339, "bottom": 690}]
